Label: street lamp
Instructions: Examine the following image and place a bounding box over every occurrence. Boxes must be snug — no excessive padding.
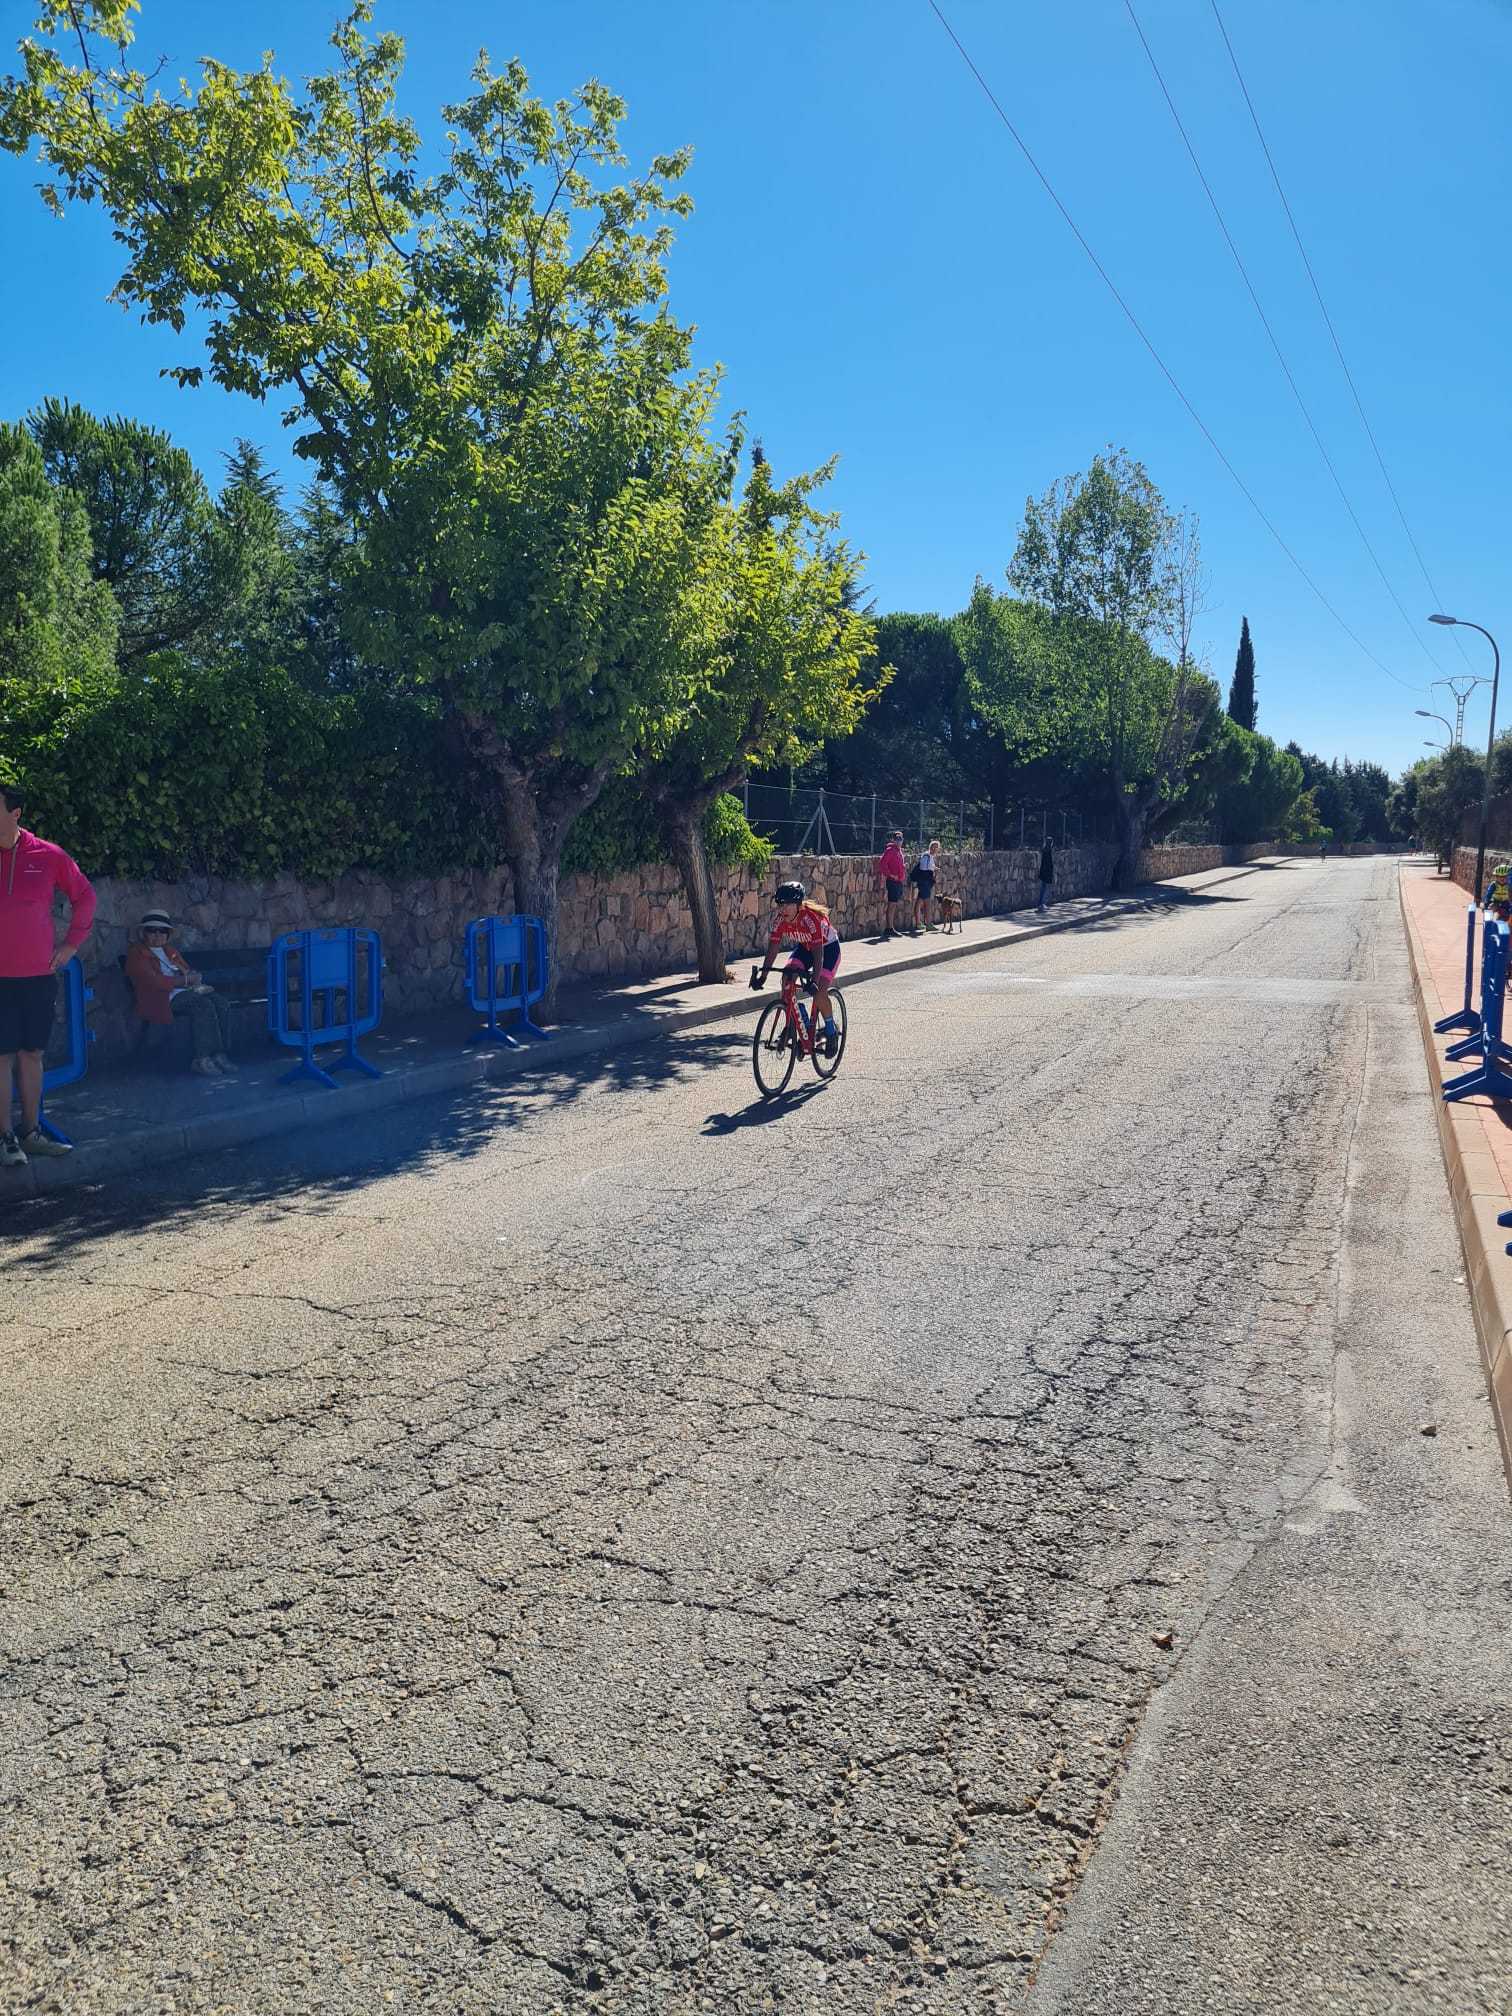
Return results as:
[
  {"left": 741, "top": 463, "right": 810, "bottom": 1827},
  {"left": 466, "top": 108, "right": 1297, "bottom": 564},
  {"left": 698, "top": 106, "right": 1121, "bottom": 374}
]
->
[
  {"left": 1416, "top": 708, "right": 1454, "bottom": 741},
  {"left": 1430, "top": 615, "right": 1502, "bottom": 900},
  {"left": 1423, "top": 738, "right": 1448, "bottom": 751}
]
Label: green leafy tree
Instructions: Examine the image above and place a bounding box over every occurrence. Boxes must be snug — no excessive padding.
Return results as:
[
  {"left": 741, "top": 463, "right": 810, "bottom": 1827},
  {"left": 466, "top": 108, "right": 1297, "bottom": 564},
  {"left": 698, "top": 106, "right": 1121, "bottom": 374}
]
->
[
  {"left": 2, "top": 3, "right": 765, "bottom": 1007},
  {"left": 1280, "top": 788, "right": 1329, "bottom": 846},
  {"left": 209, "top": 440, "right": 300, "bottom": 664},
  {"left": 1340, "top": 757, "right": 1393, "bottom": 846},
  {"left": 1185, "top": 713, "right": 1248, "bottom": 829},
  {"left": 1198, "top": 723, "right": 1302, "bottom": 842},
  {"left": 817, "top": 611, "right": 974, "bottom": 800},
  {"left": 1009, "top": 453, "right": 1214, "bottom": 885},
  {"left": 24, "top": 397, "right": 258, "bottom": 661},
  {"left": 1387, "top": 765, "right": 1424, "bottom": 848},
  {"left": 1227, "top": 615, "right": 1256, "bottom": 730},
  {"left": 0, "top": 420, "right": 117, "bottom": 691},
  {"left": 286, "top": 478, "right": 364, "bottom": 691},
  {"left": 953, "top": 582, "right": 1085, "bottom": 837},
  {"left": 1412, "top": 746, "right": 1484, "bottom": 867},
  {"left": 1286, "top": 745, "right": 1359, "bottom": 846},
  {"left": 638, "top": 443, "right": 878, "bottom": 982}
]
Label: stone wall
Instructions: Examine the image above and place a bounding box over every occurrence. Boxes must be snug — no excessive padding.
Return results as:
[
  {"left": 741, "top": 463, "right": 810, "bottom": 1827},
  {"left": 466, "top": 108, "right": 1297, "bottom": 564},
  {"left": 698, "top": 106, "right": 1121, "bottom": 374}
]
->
[
  {"left": 1137, "top": 839, "right": 1275, "bottom": 880},
  {"left": 75, "top": 839, "right": 1274, "bottom": 1058},
  {"left": 1450, "top": 846, "right": 1501, "bottom": 897},
  {"left": 1448, "top": 846, "right": 1512, "bottom": 897}
]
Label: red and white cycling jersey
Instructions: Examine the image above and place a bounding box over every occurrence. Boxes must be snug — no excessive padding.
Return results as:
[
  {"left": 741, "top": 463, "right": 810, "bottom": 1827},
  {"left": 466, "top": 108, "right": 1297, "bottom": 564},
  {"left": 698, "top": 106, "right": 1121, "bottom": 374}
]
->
[{"left": 769, "top": 903, "right": 839, "bottom": 954}]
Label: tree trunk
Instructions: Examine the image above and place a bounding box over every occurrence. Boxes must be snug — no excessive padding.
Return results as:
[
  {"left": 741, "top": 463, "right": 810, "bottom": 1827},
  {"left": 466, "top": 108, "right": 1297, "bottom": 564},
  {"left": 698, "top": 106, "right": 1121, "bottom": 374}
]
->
[
  {"left": 665, "top": 801, "right": 729, "bottom": 984},
  {"left": 497, "top": 773, "right": 567, "bottom": 1020},
  {"left": 1109, "top": 785, "right": 1146, "bottom": 891},
  {"left": 460, "top": 708, "right": 619, "bottom": 1023}
]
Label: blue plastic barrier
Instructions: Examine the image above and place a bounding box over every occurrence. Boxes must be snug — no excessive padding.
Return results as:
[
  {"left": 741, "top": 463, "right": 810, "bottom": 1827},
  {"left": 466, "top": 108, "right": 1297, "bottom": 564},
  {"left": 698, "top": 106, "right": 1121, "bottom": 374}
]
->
[
  {"left": 1443, "top": 919, "right": 1512, "bottom": 1104},
  {"left": 1446, "top": 913, "right": 1506, "bottom": 1063},
  {"left": 267, "top": 927, "right": 383, "bottom": 1090},
  {"left": 1434, "top": 902, "right": 1481, "bottom": 1039},
  {"left": 464, "top": 915, "right": 551, "bottom": 1048},
  {"left": 33, "top": 958, "right": 95, "bottom": 1146}
]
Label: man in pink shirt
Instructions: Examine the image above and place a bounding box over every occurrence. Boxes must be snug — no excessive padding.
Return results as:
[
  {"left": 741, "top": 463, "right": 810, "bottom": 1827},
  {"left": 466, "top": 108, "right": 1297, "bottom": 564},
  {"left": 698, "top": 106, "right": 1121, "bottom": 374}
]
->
[
  {"left": 0, "top": 784, "right": 96, "bottom": 1165},
  {"left": 876, "top": 830, "right": 907, "bottom": 941}
]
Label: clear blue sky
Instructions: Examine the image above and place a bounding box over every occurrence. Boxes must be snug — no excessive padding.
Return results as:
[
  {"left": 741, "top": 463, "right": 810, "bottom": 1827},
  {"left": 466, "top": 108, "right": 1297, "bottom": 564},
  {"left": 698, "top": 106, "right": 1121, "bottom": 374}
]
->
[{"left": 4, "top": 0, "right": 1507, "bottom": 776}]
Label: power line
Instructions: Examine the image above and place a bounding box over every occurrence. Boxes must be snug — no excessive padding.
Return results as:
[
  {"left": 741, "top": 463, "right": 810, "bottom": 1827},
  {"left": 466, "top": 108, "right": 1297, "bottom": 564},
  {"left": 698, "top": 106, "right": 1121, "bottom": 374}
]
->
[
  {"left": 1207, "top": 0, "right": 1475, "bottom": 675},
  {"left": 1124, "top": 0, "right": 1448, "bottom": 681},
  {"left": 922, "top": 0, "right": 1424, "bottom": 696}
]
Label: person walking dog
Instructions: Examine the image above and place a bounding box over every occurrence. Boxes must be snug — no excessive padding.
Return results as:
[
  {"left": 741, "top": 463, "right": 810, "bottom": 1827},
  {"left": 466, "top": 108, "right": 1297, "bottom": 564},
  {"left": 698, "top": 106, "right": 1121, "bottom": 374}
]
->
[
  {"left": 1037, "top": 835, "right": 1055, "bottom": 913},
  {"left": 913, "top": 839, "right": 941, "bottom": 931},
  {"left": 0, "top": 783, "right": 95, "bottom": 1165}
]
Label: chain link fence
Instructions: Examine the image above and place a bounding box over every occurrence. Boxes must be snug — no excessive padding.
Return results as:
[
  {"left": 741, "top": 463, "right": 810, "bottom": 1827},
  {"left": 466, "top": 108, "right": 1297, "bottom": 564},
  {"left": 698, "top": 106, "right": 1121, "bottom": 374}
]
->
[{"left": 740, "top": 782, "right": 1107, "bottom": 855}]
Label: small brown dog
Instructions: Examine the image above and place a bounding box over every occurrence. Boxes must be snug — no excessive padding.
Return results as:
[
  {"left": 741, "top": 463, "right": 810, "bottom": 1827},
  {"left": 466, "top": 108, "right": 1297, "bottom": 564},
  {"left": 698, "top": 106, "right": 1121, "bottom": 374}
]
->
[{"left": 938, "top": 894, "right": 963, "bottom": 934}]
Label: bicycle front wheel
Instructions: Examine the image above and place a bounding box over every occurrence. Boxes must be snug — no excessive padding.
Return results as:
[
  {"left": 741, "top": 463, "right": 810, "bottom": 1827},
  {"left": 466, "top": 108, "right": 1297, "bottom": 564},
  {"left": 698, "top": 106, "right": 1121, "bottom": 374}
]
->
[
  {"left": 752, "top": 998, "right": 798, "bottom": 1098},
  {"left": 811, "top": 986, "right": 848, "bottom": 1080}
]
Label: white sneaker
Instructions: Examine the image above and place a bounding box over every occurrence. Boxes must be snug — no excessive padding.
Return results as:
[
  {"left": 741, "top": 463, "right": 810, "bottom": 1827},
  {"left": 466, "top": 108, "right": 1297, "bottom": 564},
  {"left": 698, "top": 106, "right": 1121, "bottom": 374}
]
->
[
  {"left": 20, "top": 1129, "right": 71, "bottom": 1159},
  {"left": 0, "top": 1132, "right": 25, "bottom": 1169}
]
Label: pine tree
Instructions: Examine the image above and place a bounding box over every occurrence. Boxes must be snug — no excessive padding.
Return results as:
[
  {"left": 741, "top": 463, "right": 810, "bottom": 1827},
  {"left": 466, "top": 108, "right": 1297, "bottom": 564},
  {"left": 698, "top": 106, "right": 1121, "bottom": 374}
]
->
[
  {"left": 1228, "top": 615, "right": 1256, "bottom": 729},
  {"left": 0, "top": 423, "right": 118, "bottom": 688}
]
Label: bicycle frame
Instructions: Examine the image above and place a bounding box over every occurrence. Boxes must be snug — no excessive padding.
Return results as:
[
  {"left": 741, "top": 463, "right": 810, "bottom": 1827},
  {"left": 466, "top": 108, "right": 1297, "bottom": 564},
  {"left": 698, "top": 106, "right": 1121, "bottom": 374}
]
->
[{"left": 778, "top": 968, "right": 819, "bottom": 1057}]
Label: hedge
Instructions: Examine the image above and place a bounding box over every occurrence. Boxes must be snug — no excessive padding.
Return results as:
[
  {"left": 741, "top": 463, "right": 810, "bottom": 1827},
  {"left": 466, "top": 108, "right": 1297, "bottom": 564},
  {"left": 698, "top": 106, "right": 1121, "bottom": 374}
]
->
[{"left": 0, "top": 658, "right": 770, "bottom": 882}]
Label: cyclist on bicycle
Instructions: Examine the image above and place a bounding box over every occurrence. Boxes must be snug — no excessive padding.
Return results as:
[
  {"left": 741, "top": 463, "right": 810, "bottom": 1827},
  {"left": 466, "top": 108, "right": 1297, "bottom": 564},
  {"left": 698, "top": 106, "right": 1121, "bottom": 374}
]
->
[{"left": 751, "top": 880, "right": 841, "bottom": 1056}]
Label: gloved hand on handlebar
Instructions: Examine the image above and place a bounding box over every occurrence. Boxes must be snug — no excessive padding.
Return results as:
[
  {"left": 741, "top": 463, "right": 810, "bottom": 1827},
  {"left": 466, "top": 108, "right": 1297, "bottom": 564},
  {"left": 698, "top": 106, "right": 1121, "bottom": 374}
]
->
[{"left": 749, "top": 967, "right": 765, "bottom": 991}]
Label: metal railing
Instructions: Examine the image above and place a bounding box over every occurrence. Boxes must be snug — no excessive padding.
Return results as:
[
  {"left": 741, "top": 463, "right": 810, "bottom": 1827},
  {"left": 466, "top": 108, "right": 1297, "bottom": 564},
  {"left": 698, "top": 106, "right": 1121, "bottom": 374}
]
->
[{"left": 739, "top": 782, "right": 1107, "bottom": 855}]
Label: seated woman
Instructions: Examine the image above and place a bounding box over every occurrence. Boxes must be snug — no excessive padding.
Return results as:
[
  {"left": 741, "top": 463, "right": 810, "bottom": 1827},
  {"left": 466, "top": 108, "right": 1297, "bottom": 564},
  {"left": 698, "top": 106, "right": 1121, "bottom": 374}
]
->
[{"left": 125, "top": 910, "right": 236, "bottom": 1076}]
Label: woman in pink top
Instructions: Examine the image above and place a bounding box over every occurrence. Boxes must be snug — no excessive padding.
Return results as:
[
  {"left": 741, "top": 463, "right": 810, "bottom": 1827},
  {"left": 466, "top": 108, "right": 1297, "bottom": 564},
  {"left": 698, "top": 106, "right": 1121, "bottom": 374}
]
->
[{"left": 0, "top": 783, "right": 96, "bottom": 1166}]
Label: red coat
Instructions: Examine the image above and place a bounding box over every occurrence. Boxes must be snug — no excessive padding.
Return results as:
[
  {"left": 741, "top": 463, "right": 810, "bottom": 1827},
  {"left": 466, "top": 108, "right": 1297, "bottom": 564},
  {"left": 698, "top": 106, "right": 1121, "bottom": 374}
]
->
[{"left": 125, "top": 941, "right": 193, "bottom": 1026}]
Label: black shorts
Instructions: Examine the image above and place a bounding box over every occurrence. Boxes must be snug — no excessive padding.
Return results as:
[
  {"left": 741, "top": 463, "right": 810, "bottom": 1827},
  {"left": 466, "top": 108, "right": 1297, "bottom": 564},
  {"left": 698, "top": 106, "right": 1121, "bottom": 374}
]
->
[
  {"left": 885, "top": 877, "right": 904, "bottom": 903},
  {"left": 915, "top": 873, "right": 936, "bottom": 901},
  {"left": 0, "top": 973, "right": 58, "bottom": 1053},
  {"left": 785, "top": 942, "right": 841, "bottom": 983}
]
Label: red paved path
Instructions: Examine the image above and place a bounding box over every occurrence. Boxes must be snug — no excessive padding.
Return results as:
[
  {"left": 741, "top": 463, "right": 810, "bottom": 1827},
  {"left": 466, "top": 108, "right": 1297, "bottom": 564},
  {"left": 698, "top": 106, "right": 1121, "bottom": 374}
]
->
[{"left": 1401, "top": 862, "right": 1512, "bottom": 1193}]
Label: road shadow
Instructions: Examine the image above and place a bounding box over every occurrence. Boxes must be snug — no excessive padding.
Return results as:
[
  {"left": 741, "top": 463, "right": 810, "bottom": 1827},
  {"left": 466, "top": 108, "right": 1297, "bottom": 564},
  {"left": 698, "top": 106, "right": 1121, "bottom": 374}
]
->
[
  {"left": 9, "top": 864, "right": 1324, "bottom": 1272},
  {"left": 5, "top": 1027, "right": 748, "bottom": 1274},
  {"left": 1020, "top": 888, "right": 1246, "bottom": 940},
  {"left": 702, "top": 1081, "right": 829, "bottom": 1135}
]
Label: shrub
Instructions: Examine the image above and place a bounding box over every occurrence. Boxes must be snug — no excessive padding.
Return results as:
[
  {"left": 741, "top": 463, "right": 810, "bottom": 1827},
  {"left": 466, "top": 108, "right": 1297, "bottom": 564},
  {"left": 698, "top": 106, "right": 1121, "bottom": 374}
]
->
[
  {"left": 564, "top": 774, "right": 772, "bottom": 876},
  {"left": 1, "top": 656, "right": 770, "bottom": 884},
  {"left": 1, "top": 656, "right": 495, "bottom": 879}
]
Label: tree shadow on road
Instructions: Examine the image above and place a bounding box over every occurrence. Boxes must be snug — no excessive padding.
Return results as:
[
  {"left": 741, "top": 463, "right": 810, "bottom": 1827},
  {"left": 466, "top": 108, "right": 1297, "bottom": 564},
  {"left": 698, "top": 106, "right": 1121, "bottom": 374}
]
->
[{"left": 4, "top": 1028, "right": 748, "bottom": 1277}]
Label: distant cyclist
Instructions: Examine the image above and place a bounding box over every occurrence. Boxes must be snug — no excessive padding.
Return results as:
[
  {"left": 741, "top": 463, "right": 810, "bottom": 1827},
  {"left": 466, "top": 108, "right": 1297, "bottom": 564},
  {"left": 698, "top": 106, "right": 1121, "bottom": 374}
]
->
[{"left": 750, "top": 879, "right": 841, "bottom": 1056}]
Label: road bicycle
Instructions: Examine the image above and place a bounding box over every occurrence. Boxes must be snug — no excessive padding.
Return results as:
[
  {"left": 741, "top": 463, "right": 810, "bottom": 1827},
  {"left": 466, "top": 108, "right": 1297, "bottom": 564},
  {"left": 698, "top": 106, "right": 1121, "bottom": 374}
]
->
[{"left": 749, "top": 964, "right": 849, "bottom": 1098}]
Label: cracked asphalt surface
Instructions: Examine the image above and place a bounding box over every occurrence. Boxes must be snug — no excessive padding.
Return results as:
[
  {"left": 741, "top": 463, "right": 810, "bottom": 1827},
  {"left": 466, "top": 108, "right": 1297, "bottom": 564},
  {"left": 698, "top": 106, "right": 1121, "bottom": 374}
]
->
[{"left": 4, "top": 855, "right": 1510, "bottom": 2014}]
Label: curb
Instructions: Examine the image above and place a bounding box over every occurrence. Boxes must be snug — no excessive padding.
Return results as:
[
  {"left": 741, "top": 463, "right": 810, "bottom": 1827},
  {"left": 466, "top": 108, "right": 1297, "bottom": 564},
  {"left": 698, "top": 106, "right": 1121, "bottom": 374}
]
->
[
  {"left": 1398, "top": 871, "right": 1512, "bottom": 1491},
  {"left": 8, "top": 872, "right": 1248, "bottom": 1201}
]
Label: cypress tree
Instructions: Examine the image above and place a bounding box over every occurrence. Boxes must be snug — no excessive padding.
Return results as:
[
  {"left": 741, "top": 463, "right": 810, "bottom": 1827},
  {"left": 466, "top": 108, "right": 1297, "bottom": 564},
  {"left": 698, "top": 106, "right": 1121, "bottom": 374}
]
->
[{"left": 1228, "top": 616, "right": 1256, "bottom": 729}]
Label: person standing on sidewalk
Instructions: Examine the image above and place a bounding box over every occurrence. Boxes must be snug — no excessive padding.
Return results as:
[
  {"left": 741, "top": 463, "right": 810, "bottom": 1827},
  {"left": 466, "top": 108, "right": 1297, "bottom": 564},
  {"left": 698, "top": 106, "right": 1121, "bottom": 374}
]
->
[
  {"left": 1037, "top": 835, "right": 1055, "bottom": 913},
  {"left": 876, "top": 830, "right": 907, "bottom": 941},
  {"left": 0, "top": 783, "right": 96, "bottom": 1166},
  {"left": 913, "top": 839, "right": 941, "bottom": 932}
]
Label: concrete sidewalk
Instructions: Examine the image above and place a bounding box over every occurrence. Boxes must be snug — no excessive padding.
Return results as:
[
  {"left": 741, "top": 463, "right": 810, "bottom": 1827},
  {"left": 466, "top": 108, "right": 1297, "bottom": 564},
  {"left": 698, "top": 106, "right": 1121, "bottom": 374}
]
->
[
  {"left": 2, "top": 857, "right": 1291, "bottom": 1197},
  {"left": 1399, "top": 861, "right": 1512, "bottom": 1484}
]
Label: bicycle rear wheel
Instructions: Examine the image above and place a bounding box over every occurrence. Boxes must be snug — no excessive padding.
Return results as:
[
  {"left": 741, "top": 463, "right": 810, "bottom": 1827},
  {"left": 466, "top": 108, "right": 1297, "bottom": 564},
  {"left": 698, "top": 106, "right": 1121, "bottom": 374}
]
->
[
  {"left": 811, "top": 986, "right": 848, "bottom": 1079},
  {"left": 752, "top": 998, "right": 798, "bottom": 1098}
]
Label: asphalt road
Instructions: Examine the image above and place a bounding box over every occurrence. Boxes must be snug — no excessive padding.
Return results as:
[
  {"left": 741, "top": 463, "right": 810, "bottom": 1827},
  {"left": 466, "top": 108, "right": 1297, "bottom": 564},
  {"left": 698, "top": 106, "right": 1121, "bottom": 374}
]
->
[{"left": 4, "top": 855, "right": 1510, "bottom": 2016}]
